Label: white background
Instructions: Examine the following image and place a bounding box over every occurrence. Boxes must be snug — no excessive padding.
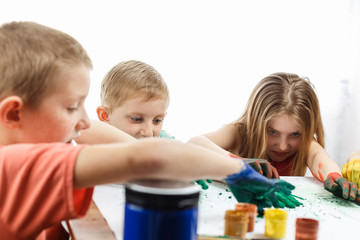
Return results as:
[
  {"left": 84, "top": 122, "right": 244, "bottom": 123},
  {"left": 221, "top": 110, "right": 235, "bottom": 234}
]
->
[{"left": 1, "top": 0, "right": 359, "bottom": 168}]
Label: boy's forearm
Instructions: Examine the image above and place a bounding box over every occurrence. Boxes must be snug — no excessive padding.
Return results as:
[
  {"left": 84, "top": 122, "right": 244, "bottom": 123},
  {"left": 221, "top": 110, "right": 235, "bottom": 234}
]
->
[
  {"left": 76, "top": 120, "right": 135, "bottom": 144},
  {"left": 73, "top": 139, "right": 242, "bottom": 189}
]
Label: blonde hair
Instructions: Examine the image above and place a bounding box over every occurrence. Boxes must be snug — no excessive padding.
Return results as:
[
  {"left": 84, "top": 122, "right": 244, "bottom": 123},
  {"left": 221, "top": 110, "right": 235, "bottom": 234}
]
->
[
  {"left": 0, "top": 21, "right": 92, "bottom": 109},
  {"left": 100, "top": 60, "right": 169, "bottom": 113},
  {"left": 234, "top": 72, "right": 324, "bottom": 176}
]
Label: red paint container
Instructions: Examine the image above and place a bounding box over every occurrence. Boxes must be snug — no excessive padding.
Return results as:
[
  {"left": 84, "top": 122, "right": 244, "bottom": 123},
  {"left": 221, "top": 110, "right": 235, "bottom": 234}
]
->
[
  {"left": 295, "top": 218, "right": 319, "bottom": 240},
  {"left": 235, "top": 203, "right": 257, "bottom": 232}
]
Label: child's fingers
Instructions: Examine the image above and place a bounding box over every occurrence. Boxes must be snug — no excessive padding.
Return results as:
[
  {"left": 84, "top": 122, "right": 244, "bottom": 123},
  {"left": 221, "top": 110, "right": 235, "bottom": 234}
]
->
[
  {"left": 274, "top": 192, "right": 296, "bottom": 208},
  {"left": 271, "top": 166, "right": 280, "bottom": 179},
  {"left": 348, "top": 182, "right": 358, "bottom": 201},
  {"left": 324, "top": 177, "right": 338, "bottom": 192},
  {"left": 251, "top": 160, "right": 263, "bottom": 175},
  {"left": 339, "top": 178, "right": 350, "bottom": 199}
]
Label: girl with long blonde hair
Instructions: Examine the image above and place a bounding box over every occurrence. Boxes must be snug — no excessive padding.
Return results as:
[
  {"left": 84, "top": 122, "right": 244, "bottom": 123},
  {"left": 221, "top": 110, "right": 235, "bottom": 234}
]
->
[{"left": 188, "top": 72, "right": 359, "bottom": 202}]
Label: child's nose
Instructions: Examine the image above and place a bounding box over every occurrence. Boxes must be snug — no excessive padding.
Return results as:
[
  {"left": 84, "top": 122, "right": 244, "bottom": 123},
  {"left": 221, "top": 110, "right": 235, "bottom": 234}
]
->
[
  {"left": 140, "top": 123, "right": 154, "bottom": 138},
  {"left": 277, "top": 138, "right": 288, "bottom": 151},
  {"left": 77, "top": 111, "right": 91, "bottom": 131}
]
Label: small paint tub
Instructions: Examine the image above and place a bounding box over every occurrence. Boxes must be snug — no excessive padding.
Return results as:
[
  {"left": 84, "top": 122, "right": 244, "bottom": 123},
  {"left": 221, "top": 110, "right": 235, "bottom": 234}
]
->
[
  {"left": 295, "top": 218, "right": 319, "bottom": 240},
  {"left": 235, "top": 202, "right": 257, "bottom": 232},
  {"left": 264, "top": 208, "right": 288, "bottom": 239},
  {"left": 224, "top": 209, "right": 248, "bottom": 237}
]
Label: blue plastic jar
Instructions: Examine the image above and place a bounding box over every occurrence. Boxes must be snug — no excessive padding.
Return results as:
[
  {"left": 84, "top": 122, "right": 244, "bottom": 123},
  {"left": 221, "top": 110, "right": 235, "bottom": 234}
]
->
[{"left": 123, "top": 179, "right": 200, "bottom": 240}]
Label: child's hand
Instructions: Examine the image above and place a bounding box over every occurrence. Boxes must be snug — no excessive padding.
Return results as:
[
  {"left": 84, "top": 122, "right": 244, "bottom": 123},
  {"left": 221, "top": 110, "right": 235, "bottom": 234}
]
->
[
  {"left": 248, "top": 191, "right": 302, "bottom": 213},
  {"left": 244, "top": 158, "right": 279, "bottom": 179},
  {"left": 324, "top": 172, "right": 359, "bottom": 202},
  {"left": 225, "top": 161, "right": 295, "bottom": 208},
  {"left": 229, "top": 153, "right": 279, "bottom": 179},
  {"left": 342, "top": 159, "right": 360, "bottom": 188}
]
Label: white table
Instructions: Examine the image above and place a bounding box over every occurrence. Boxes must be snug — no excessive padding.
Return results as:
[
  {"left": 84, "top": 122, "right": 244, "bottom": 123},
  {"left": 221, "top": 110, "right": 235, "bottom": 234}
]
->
[{"left": 93, "top": 177, "right": 360, "bottom": 240}]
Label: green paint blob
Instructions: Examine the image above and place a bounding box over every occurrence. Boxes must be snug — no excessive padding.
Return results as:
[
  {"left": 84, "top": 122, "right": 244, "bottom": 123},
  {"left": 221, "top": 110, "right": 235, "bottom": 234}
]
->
[{"left": 195, "top": 180, "right": 209, "bottom": 190}]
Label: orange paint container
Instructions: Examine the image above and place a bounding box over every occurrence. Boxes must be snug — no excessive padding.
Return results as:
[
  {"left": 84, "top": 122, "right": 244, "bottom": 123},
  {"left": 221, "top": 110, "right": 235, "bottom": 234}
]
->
[
  {"left": 295, "top": 218, "right": 319, "bottom": 240},
  {"left": 224, "top": 209, "right": 248, "bottom": 237},
  {"left": 235, "top": 203, "right": 257, "bottom": 232}
]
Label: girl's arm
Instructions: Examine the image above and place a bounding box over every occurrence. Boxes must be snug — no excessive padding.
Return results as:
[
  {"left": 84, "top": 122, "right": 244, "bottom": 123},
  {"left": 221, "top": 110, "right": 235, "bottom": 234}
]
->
[
  {"left": 187, "top": 124, "right": 278, "bottom": 178},
  {"left": 76, "top": 120, "right": 136, "bottom": 144},
  {"left": 307, "top": 140, "right": 341, "bottom": 182},
  {"left": 308, "top": 140, "right": 359, "bottom": 202},
  {"left": 187, "top": 124, "right": 241, "bottom": 156}
]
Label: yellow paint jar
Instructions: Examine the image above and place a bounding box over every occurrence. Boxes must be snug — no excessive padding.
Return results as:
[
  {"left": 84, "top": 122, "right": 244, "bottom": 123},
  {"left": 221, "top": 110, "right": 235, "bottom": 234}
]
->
[{"left": 264, "top": 208, "right": 288, "bottom": 239}]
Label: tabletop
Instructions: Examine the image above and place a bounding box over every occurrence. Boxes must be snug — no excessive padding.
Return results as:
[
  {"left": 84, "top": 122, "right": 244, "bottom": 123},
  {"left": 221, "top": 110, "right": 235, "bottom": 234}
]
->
[{"left": 68, "top": 177, "right": 360, "bottom": 240}]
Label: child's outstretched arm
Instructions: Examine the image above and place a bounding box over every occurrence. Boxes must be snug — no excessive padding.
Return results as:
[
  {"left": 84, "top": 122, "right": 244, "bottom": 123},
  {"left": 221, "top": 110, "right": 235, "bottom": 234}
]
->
[
  {"left": 73, "top": 138, "right": 241, "bottom": 188},
  {"left": 188, "top": 125, "right": 278, "bottom": 178},
  {"left": 308, "top": 141, "right": 360, "bottom": 202},
  {"left": 76, "top": 120, "right": 136, "bottom": 145}
]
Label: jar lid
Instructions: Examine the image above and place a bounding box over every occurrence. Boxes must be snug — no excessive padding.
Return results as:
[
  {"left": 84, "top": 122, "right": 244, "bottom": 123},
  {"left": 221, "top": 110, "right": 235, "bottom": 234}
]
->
[
  {"left": 264, "top": 208, "right": 288, "bottom": 220},
  {"left": 296, "top": 218, "right": 319, "bottom": 229},
  {"left": 126, "top": 179, "right": 200, "bottom": 195},
  {"left": 125, "top": 179, "right": 200, "bottom": 210},
  {"left": 224, "top": 210, "right": 249, "bottom": 222}
]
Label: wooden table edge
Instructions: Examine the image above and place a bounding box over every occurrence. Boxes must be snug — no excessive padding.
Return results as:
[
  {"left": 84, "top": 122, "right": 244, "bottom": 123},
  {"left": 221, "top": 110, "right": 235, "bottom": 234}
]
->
[{"left": 67, "top": 200, "right": 116, "bottom": 240}]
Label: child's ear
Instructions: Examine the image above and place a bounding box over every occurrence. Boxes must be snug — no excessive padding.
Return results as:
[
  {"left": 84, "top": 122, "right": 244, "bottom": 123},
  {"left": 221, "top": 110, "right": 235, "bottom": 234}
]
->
[
  {"left": 0, "top": 96, "right": 23, "bottom": 128},
  {"left": 96, "top": 106, "right": 110, "bottom": 123}
]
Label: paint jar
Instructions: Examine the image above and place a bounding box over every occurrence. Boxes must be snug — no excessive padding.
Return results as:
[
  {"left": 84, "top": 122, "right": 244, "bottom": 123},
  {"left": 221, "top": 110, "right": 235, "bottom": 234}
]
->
[
  {"left": 235, "top": 202, "right": 257, "bottom": 232},
  {"left": 123, "top": 179, "right": 200, "bottom": 240},
  {"left": 224, "top": 209, "right": 248, "bottom": 237},
  {"left": 264, "top": 208, "right": 288, "bottom": 239},
  {"left": 295, "top": 218, "right": 319, "bottom": 240}
]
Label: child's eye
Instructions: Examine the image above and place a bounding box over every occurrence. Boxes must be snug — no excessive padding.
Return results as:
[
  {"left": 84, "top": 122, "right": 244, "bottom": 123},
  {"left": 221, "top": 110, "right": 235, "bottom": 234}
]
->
[
  {"left": 153, "top": 118, "right": 163, "bottom": 125},
  {"left": 290, "top": 132, "right": 301, "bottom": 137},
  {"left": 67, "top": 107, "right": 78, "bottom": 112},
  {"left": 268, "top": 129, "right": 278, "bottom": 136},
  {"left": 131, "top": 117, "right": 143, "bottom": 123}
]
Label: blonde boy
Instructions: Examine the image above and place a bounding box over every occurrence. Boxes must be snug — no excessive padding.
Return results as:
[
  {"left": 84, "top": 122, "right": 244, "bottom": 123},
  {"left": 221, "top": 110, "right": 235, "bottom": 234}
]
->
[
  {"left": 0, "top": 21, "right": 295, "bottom": 239},
  {"left": 97, "top": 60, "right": 174, "bottom": 139}
]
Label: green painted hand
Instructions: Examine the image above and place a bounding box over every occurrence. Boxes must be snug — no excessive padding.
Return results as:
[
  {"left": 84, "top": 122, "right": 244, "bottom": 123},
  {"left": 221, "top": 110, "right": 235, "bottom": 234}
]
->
[
  {"left": 324, "top": 172, "right": 359, "bottom": 202},
  {"left": 225, "top": 161, "right": 296, "bottom": 211}
]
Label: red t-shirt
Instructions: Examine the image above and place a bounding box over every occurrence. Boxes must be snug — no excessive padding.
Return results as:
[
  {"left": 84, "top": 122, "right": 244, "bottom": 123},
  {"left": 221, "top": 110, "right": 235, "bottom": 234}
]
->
[
  {"left": 0, "top": 143, "right": 94, "bottom": 240},
  {"left": 269, "top": 154, "right": 295, "bottom": 176}
]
